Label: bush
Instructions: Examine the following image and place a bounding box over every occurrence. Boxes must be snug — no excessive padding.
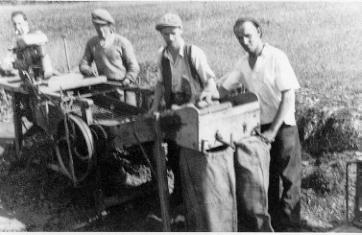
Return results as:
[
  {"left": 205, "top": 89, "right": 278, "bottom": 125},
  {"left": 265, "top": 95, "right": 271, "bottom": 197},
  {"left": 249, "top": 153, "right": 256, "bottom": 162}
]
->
[
  {"left": 302, "top": 162, "right": 344, "bottom": 195},
  {"left": 137, "top": 61, "right": 159, "bottom": 89},
  {"left": 0, "top": 89, "right": 11, "bottom": 122},
  {"left": 297, "top": 106, "right": 360, "bottom": 156}
]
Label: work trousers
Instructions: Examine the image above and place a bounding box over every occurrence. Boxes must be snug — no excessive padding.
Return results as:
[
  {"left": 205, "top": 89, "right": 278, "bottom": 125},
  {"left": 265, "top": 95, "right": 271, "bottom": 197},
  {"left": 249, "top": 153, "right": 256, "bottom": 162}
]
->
[
  {"left": 261, "top": 123, "right": 302, "bottom": 231},
  {"left": 166, "top": 140, "right": 182, "bottom": 206},
  {"left": 115, "top": 88, "right": 137, "bottom": 107}
]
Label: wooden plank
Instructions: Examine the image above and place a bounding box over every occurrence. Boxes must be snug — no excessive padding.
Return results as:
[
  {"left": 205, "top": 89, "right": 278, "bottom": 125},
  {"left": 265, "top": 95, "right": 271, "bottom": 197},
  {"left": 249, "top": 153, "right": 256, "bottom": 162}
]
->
[
  {"left": 39, "top": 73, "right": 107, "bottom": 93},
  {"left": 173, "top": 100, "right": 260, "bottom": 151},
  {"left": 0, "top": 73, "right": 107, "bottom": 94},
  {"left": 101, "top": 116, "right": 155, "bottom": 147},
  {"left": 152, "top": 114, "right": 171, "bottom": 231},
  {"left": 92, "top": 94, "right": 141, "bottom": 116}
]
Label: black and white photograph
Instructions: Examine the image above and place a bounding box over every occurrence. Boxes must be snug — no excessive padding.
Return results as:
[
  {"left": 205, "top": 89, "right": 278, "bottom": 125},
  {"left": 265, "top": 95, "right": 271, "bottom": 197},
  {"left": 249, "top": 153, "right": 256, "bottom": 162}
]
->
[{"left": 0, "top": 0, "right": 361, "bottom": 232}]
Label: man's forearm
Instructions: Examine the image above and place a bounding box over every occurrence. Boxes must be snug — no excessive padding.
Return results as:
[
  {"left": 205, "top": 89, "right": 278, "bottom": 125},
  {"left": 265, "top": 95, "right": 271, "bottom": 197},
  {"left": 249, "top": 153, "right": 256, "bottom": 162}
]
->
[
  {"left": 124, "top": 61, "right": 140, "bottom": 84},
  {"left": 79, "top": 59, "right": 93, "bottom": 75},
  {"left": 202, "top": 78, "right": 219, "bottom": 99},
  {"left": 269, "top": 89, "right": 294, "bottom": 133},
  {"left": 122, "top": 40, "right": 140, "bottom": 84}
]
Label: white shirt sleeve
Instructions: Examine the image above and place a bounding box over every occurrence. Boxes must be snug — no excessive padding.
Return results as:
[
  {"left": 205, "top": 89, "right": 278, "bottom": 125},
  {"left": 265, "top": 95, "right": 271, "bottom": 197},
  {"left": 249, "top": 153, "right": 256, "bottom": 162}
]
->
[
  {"left": 274, "top": 51, "right": 300, "bottom": 91},
  {"left": 19, "top": 30, "right": 48, "bottom": 47},
  {"left": 190, "top": 45, "right": 216, "bottom": 85},
  {"left": 156, "top": 47, "right": 164, "bottom": 84}
]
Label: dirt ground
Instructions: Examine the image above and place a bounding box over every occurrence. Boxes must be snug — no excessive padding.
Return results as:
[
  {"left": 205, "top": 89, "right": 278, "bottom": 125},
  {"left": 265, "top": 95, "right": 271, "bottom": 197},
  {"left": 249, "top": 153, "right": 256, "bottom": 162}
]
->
[
  {"left": 0, "top": 119, "right": 361, "bottom": 232},
  {"left": 0, "top": 118, "right": 187, "bottom": 232}
]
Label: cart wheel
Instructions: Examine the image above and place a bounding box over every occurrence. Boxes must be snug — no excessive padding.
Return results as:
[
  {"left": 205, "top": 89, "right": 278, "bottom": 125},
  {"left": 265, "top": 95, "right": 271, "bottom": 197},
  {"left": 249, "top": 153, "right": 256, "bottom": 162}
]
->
[{"left": 54, "top": 114, "right": 94, "bottom": 185}]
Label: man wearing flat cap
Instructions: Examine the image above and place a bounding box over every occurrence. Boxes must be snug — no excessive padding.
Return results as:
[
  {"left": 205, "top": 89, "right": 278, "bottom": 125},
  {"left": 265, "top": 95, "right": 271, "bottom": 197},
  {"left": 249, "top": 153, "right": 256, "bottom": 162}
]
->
[
  {"left": 149, "top": 12, "right": 219, "bottom": 212},
  {"left": 219, "top": 17, "right": 302, "bottom": 232},
  {"left": 79, "top": 8, "right": 140, "bottom": 105}
]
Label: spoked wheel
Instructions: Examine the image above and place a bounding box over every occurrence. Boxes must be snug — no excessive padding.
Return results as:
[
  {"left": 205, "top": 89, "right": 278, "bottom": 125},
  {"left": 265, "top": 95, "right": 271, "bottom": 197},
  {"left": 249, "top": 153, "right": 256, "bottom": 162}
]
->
[{"left": 54, "top": 114, "right": 95, "bottom": 186}]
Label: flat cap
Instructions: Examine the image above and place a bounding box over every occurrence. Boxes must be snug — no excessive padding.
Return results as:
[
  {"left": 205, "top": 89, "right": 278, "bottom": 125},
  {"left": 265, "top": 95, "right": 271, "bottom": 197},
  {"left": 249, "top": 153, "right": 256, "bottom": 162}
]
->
[
  {"left": 91, "top": 8, "right": 115, "bottom": 25},
  {"left": 155, "top": 13, "right": 182, "bottom": 31}
]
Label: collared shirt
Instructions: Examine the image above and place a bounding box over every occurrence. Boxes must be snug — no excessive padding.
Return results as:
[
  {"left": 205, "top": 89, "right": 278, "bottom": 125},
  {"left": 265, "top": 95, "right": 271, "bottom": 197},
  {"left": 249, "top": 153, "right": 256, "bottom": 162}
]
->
[
  {"left": 79, "top": 33, "right": 140, "bottom": 83},
  {"left": 157, "top": 40, "right": 215, "bottom": 93},
  {"left": 222, "top": 43, "right": 300, "bottom": 125}
]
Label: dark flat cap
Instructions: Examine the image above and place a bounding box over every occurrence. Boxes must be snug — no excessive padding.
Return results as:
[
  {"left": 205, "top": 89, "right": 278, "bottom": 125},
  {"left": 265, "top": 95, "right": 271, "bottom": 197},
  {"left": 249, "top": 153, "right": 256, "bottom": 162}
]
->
[{"left": 155, "top": 13, "right": 183, "bottom": 31}]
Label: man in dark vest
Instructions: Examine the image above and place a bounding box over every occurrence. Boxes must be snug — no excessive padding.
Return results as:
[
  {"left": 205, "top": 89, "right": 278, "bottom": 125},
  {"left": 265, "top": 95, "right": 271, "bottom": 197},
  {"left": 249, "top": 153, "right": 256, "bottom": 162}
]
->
[{"left": 149, "top": 12, "right": 219, "bottom": 211}]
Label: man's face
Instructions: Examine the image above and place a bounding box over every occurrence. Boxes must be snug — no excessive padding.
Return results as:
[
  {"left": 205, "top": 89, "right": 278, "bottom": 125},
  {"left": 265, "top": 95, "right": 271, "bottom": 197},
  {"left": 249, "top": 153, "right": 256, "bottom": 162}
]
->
[
  {"left": 159, "top": 27, "right": 182, "bottom": 48},
  {"left": 93, "top": 22, "right": 112, "bottom": 40},
  {"left": 235, "top": 21, "right": 262, "bottom": 55},
  {"left": 12, "top": 14, "right": 29, "bottom": 36}
]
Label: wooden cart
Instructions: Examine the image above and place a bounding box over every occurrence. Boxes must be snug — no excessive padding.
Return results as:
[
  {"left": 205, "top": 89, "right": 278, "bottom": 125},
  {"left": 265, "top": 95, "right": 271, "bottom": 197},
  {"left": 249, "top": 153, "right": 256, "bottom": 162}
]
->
[{"left": 0, "top": 72, "right": 261, "bottom": 231}]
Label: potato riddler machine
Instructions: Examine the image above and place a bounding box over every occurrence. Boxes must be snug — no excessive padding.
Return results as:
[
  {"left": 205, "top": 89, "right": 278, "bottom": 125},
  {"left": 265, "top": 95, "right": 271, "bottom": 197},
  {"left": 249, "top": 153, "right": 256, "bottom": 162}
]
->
[{"left": 0, "top": 71, "right": 260, "bottom": 230}]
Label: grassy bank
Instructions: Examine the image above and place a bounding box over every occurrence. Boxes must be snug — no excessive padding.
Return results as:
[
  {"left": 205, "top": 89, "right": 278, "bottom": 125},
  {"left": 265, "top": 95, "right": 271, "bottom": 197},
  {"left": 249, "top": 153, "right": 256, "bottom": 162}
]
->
[{"left": 0, "top": 2, "right": 361, "bottom": 100}]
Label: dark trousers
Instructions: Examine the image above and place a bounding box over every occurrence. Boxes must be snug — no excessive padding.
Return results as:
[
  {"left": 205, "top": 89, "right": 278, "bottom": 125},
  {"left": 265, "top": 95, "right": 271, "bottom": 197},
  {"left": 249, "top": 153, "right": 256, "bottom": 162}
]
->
[
  {"left": 261, "top": 123, "right": 302, "bottom": 231},
  {"left": 166, "top": 140, "right": 182, "bottom": 207}
]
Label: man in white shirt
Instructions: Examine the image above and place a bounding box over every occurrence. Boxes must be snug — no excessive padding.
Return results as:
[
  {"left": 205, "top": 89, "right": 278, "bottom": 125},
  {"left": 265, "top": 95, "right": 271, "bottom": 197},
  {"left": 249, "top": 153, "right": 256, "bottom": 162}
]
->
[{"left": 219, "top": 17, "right": 302, "bottom": 231}]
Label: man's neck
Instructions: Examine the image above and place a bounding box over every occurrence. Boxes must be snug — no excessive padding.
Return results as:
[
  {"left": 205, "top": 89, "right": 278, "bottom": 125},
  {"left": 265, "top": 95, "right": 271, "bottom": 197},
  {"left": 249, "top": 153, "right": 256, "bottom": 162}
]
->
[
  {"left": 167, "top": 39, "right": 184, "bottom": 61},
  {"left": 99, "top": 33, "right": 115, "bottom": 47},
  {"left": 168, "top": 38, "right": 185, "bottom": 51},
  {"left": 250, "top": 42, "right": 265, "bottom": 58},
  {"left": 248, "top": 43, "right": 265, "bottom": 69}
]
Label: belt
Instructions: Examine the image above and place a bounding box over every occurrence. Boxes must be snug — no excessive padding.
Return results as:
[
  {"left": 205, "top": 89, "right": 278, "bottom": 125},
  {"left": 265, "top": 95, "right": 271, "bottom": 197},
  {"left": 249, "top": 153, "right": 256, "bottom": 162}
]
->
[{"left": 261, "top": 122, "right": 294, "bottom": 131}]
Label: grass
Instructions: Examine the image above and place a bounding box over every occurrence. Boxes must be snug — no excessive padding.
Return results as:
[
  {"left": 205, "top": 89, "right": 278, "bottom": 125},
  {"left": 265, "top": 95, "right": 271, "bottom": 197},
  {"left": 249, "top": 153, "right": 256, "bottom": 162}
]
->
[{"left": 0, "top": 1, "right": 361, "bottom": 100}]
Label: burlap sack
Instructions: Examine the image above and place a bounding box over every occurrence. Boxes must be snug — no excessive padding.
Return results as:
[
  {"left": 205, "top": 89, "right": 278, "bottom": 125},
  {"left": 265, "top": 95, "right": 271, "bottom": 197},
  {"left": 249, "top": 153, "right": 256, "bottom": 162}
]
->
[
  {"left": 179, "top": 145, "right": 237, "bottom": 231},
  {"left": 234, "top": 136, "right": 273, "bottom": 232}
]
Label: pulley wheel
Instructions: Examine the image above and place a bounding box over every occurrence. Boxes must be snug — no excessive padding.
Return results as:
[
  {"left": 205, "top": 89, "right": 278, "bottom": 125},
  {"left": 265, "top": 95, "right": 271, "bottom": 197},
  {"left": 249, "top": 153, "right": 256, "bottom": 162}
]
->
[{"left": 54, "top": 114, "right": 94, "bottom": 185}]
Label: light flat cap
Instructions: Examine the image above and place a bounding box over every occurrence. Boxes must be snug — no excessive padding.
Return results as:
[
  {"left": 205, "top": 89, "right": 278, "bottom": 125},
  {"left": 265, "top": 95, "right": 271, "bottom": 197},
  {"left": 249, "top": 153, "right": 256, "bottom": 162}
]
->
[
  {"left": 155, "top": 13, "right": 182, "bottom": 31},
  {"left": 91, "top": 8, "right": 115, "bottom": 25}
]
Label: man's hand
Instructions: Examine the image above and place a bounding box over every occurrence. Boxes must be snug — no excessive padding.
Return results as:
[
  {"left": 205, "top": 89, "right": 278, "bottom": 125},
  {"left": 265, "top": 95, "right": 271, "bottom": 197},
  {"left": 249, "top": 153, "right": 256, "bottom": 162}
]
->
[
  {"left": 261, "top": 128, "right": 277, "bottom": 143},
  {"left": 199, "top": 91, "right": 213, "bottom": 104},
  {"left": 197, "top": 90, "right": 219, "bottom": 109},
  {"left": 81, "top": 68, "right": 96, "bottom": 77},
  {"left": 122, "top": 78, "right": 131, "bottom": 87}
]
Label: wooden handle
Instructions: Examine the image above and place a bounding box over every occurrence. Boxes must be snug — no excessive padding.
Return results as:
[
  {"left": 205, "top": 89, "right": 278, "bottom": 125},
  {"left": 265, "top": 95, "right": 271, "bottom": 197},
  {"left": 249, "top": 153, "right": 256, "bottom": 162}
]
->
[{"left": 152, "top": 114, "right": 171, "bottom": 231}]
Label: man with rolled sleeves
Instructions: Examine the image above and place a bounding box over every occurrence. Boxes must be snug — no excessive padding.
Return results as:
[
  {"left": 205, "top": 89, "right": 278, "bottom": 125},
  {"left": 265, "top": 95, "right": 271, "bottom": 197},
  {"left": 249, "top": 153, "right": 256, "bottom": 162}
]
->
[
  {"left": 149, "top": 12, "right": 219, "bottom": 210},
  {"left": 1, "top": 11, "right": 54, "bottom": 81},
  {"left": 79, "top": 8, "right": 140, "bottom": 106},
  {"left": 219, "top": 17, "right": 302, "bottom": 231}
]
